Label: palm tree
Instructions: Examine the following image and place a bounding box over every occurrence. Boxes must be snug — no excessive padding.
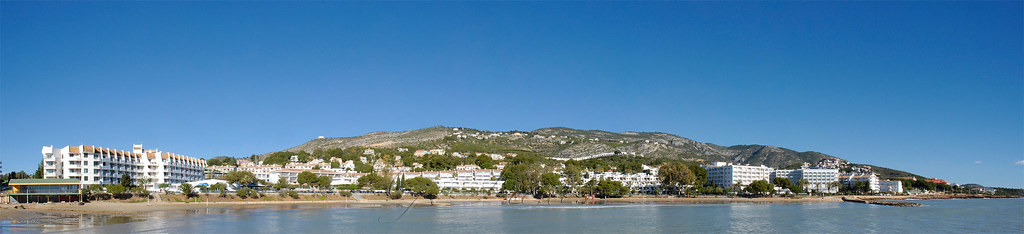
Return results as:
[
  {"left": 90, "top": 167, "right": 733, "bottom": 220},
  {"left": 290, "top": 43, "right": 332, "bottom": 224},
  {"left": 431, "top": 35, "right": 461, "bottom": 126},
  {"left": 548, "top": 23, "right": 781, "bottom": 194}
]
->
[
  {"left": 198, "top": 185, "right": 210, "bottom": 205},
  {"left": 828, "top": 181, "right": 843, "bottom": 194},
  {"left": 138, "top": 177, "right": 153, "bottom": 204},
  {"left": 797, "top": 179, "right": 809, "bottom": 194},
  {"left": 179, "top": 183, "right": 196, "bottom": 201}
]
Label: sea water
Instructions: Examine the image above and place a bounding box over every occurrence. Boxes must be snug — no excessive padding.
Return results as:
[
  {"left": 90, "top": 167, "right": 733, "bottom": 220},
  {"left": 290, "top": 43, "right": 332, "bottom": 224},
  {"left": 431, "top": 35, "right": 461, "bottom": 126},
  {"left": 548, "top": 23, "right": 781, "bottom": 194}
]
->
[{"left": 6, "top": 198, "right": 1022, "bottom": 233}]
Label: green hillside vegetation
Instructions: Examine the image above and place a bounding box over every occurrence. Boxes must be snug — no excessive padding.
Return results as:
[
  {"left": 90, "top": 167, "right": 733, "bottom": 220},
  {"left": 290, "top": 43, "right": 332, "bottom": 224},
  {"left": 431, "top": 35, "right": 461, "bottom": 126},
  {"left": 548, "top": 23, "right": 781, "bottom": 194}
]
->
[
  {"left": 205, "top": 156, "right": 237, "bottom": 166},
  {"left": 270, "top": 126, "right": 927, "bottom": 180},
  {"left": 853, "top": 164, "right": 924, "bottom": 179}
]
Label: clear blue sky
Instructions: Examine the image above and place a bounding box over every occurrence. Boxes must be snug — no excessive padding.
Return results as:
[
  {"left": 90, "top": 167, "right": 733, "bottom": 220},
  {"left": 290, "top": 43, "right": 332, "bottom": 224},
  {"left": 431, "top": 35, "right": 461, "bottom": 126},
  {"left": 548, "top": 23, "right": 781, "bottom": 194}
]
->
[{"left": 2, "top": 2, "right": 1021, "bottom": 187}]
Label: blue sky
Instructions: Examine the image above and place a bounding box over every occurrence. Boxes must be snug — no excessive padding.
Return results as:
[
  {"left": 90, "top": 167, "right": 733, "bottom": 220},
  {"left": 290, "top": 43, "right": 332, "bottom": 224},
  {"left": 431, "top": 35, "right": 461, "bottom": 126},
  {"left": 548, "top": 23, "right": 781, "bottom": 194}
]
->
[{"left": 2, "top": 2, "right": 1021, "bottom": 187}]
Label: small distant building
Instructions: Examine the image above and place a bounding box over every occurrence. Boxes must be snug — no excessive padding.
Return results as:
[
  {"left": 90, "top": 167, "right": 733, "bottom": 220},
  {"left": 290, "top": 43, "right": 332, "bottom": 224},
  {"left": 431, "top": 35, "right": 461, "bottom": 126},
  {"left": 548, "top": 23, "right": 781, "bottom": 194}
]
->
[
  {"left": 9, "top": 179, "right": 82, "bottom": 203},
  {"left": 363, "top": 149, "right": 375, "bottom": 155},
  {"left": 924, "top": 178, "right": 950, "bottom": 185},
  {"left": 456, "top": 164, "right": 481, "bottom": 170},
  {"left": 290, "top": 155, "right": 299, "bottom": 162},
  {"left": 414, "top": 150, "right": 428, "bottom": 157},
  {"left": 398, "top": 148, "right": 409, "bottom": 152},
  {"left": 489, "top": 154, "right": 505, "bottom": 160}
]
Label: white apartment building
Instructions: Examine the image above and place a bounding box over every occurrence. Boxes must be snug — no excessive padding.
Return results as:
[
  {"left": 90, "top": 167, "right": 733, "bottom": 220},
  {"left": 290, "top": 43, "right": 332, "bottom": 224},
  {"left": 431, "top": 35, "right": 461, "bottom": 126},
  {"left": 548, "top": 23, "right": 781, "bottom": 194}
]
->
[
  {"left": 584, "top": 168, "right": 660, "bottom": 194},
  {"left": 269, "top": 169, "right": 366, "bottom": 185},
  {"left": 770, "top": 167, "right": 840, "bottom": 193},
  {"left": 42, "top": 144, "right": 205, "bottom": 187},
  {"left": 702, "top": 162, "right": 774, "bottom": 189},
  {"left": 878, "top": 180, "right": 903, "bottom": 193},
  {"left": 839, "top": 173, "right": 880, "bottom": 192},
  {"left": 235, "top": 162, "right": 283, "bottom": 183},
  {"left": 268, "top": 169, "right": 504, "bottom": 191},
  {"left": 397, "top": 170, "right": 503, "bottom": 191},
  {"left": 284, "top": 159, "right": 330, "bottom": 171}
]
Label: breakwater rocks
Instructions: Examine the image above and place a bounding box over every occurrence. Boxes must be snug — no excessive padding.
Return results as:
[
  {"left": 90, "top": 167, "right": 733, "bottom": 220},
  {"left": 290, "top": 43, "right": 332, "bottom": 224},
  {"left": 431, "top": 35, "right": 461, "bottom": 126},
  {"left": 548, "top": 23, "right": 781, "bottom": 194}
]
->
[
  {"left": 913, "top": 194, "right": 1020, "bottom": 200},
  {"left": 842, "top": 197, "right": 922, "bottom": 207}
]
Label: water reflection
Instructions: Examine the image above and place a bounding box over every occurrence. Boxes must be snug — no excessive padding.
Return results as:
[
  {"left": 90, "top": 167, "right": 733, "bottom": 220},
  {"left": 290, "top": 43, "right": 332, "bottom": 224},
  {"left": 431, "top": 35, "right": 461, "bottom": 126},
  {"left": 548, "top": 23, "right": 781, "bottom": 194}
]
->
[
  {"left": 2, "top": 212, "right": 147, "bottom": 233},
  {"left": 6, "top": 199, "right": 1021, "bottom": 233}
]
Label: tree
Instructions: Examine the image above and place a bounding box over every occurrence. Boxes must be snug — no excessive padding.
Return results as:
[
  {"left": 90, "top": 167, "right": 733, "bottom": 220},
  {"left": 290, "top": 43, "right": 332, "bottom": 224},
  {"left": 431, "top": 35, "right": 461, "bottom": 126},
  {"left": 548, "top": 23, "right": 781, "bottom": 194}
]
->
[
  {"left": 236, "top": 187, "right": 252, "bottom": 198},
  {"left": 206, "top": 156, "right": 238, "bottom": 166},
  {"left": 474, "top": 156, "right": 495, "bottom": 169},
  {"left": 331, "top": 161, "right": 341, "bottom": 169},
  {"left": 500, "top": 164, "right": 541, "bottom": 194},
  {"left": 562, "top": 164, "right": 583, "bottom": 196},
  {"left": 158, "top": 183, "right": 171, "bottom": 194},
  {"left": 689, "top": 165, "right": 708, "bottom": 186},
  {"left": 772, "top": 177, "right": 794, "bottom": 188},
  {"left": 540, "top": 172, "right": 563, "bottom": 197},
  {"left": 425, "top": 155, "right": 459, "bottom": 171},
  {"left": 827, "top": 181, "right": 843, "bottom": 194},
  {"left": 210, "top": 183, "right": 228, "bottom": 197},
  {"left": 179, "top": 183, "right": 196, "bottom": 198},
  {"left": 797, "top": 179, "right": 809, "bottom": 193},
  {"left": 853, "top": 181, "right": 871, "bottom": 194},
  {"left": 744, "top": 180, "right": 774, "bottom": 196},
  {"left": 85, "top": 184, "right": 105, "bottom": 200},
  {"left": 594, "top": 179, "right": 629, "bottom": 198},
  {"left": 274, "top": 177, "right": 290, "bottom": 190},
  {"left": 105, "top": 184, "right": 128, "bottom": 199},
  {"left": 34, "top": 161, "right": 44, "bottom": 179},
  {"left": 354, "top": 162, "right": 373, "bottom": 173},
  {"left": 138, "top": 178, "right": 153, "bottom": 191},
  {"left": 404, "top": 177, "right": 439, "bottom": 198},
  {"left": 357, "top": 173, "right": 392, "bottom": 190},
  {"left": 297, "top": 171, "right": 318, "bottom": 187},
  {"left": 388, "top": 177, "right": 403, "bottom": 199},
  {"left": 316, "top": 175, "right": 332, "bottom": 191},
  {"left": 312, "top": 165, "right": 322, "bottom": 170},
  {"left": 224, "top": 171, "right": 259, "bottom": 186},
  {"left": 120, "top": 174, "right": 134, "bottom": 188},
  {"left": 658, "top": 162, "right": 695, "bottom": 195}
]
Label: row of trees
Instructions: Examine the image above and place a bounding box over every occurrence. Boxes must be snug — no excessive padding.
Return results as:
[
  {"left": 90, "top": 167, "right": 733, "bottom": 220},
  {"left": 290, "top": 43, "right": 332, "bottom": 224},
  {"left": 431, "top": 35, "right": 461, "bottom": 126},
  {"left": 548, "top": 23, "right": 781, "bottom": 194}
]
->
[{"left": 357, "top": 173, "right": 440, "bottom": 199}]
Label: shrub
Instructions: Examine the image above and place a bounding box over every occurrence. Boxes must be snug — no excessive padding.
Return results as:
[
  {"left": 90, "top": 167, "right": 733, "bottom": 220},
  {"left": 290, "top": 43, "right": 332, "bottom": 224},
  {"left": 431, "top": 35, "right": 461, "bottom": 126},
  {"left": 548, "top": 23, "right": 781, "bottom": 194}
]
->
[
  {"left": 288, "top": 191, "right": 300, "bottom": 199},
  {"left": 236, "top": 188, "right": 252, "bottom": 198}
]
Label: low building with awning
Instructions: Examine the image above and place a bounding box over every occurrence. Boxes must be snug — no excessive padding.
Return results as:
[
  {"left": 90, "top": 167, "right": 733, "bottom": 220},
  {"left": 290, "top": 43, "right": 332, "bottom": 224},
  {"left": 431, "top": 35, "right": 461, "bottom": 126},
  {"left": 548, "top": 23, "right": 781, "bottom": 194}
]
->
[{"left": 9, "top": 179, "right": 81, "bottom": 203}]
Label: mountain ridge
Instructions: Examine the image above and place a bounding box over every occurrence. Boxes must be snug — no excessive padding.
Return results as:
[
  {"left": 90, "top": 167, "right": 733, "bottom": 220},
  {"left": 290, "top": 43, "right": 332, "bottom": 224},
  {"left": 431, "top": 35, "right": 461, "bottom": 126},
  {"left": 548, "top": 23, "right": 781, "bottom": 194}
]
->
[{"left": 278, "top": 126, "right": 923, "bottom": 178}]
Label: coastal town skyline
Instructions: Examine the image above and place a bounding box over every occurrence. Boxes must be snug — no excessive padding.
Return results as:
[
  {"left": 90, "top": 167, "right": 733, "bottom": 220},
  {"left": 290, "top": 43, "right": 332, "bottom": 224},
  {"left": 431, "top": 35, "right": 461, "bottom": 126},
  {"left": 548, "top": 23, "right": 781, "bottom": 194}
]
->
[{"left": 2, "top": 1, "right": 1022, "bottom": 190}]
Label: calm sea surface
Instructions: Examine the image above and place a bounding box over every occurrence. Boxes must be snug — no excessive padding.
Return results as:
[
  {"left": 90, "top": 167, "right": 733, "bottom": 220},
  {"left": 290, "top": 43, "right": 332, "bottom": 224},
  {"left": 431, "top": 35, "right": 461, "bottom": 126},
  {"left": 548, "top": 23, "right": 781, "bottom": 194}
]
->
[{"left": 6, "top": 198, "right": 1023, "bottom": 233}]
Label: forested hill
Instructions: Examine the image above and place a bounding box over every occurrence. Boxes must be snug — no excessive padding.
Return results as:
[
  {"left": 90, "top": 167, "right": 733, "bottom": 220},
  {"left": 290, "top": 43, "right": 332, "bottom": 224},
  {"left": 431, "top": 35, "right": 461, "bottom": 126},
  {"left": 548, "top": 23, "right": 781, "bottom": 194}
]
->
[{"left": 279, "top": 126, "right": 923, "bottom": 178}]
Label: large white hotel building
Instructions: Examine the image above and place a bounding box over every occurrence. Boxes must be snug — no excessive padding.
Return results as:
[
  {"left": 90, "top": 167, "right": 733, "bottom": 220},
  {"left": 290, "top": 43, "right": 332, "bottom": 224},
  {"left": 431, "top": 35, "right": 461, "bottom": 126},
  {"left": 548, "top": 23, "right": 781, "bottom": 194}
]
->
[
  {"left": 42, "top": 144, "right": 205, "bottom": 186},
  {"left": 771, "top": 167, "right": 840, "bottom": 193},
  {"left": 702, "top": 162, "right": 774, "bottom": 189}
]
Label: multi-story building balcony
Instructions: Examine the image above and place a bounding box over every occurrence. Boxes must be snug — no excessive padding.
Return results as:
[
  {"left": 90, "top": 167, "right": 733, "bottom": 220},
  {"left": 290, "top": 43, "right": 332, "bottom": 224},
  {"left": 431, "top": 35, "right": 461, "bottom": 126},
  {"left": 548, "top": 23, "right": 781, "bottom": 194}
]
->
[{"left": 42, "top": 144, "right": 205, "bottom": 187}]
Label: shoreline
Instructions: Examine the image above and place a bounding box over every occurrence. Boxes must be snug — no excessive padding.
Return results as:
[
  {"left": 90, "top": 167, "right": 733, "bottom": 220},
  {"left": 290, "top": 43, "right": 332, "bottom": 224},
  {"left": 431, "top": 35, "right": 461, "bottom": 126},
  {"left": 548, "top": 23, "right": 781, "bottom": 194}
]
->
[
  {"left": 0, "top": 195, "right": 843, "bottom": 219},
  {"left": 1, "top": 194, "right": 1016, "bottom": 220}
]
